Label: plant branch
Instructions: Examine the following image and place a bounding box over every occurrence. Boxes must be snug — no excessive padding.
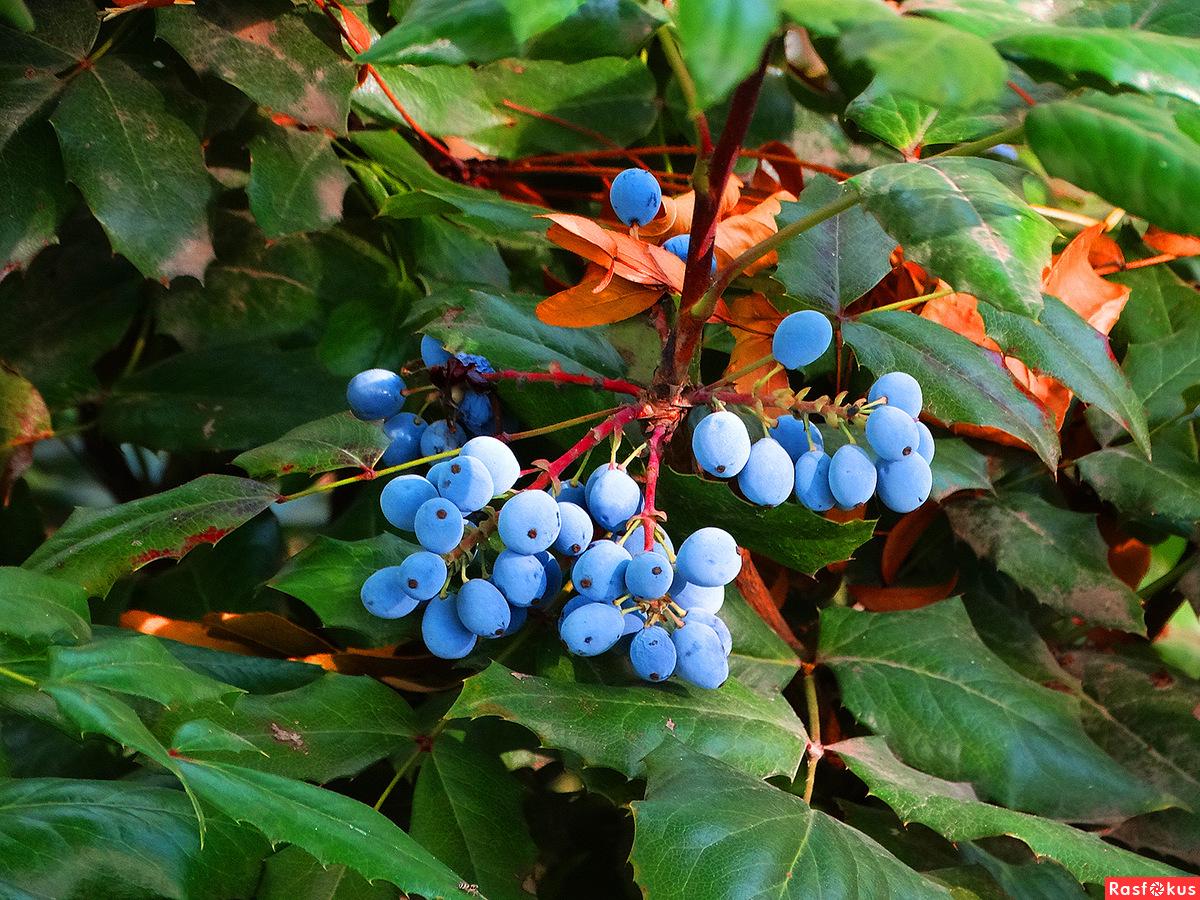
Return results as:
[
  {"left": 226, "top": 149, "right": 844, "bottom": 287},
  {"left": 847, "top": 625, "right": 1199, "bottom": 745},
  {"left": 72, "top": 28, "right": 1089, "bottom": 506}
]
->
[
  {"left": 658, "top": 26, "right": 713, "bottom": 154},
  {"left": 527, "top": 405, "right": 643, "bottom": 491},
  {"left": 857, "top": 285, "right": 955, "bottom": 316},
  {"left": 928, "top": 123, "right": 1025, "bottom": 159},
  {"left": 484, "top": 368, "right": 643, "bottom": 397},
  {"left": 637, "top": 426, "right": 667, "bottom": 551},
  {"left": 802, "top": 664, "right": 822, "bottom": 804}
]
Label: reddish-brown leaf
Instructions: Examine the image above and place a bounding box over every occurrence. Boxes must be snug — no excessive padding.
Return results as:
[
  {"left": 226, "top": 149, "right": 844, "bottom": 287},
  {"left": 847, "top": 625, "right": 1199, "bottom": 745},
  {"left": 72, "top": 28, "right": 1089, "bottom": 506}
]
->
[
  {"left": 722, "top": 293, "right": 788, "bottom": 406},
  {"left": 542, "top": 214, "right": 686, "bottom": 291},
  {"left": 1142, "top": 225, "right": 1200, "bottom": 257},
  {"left": 715, "top": 190, "right": 795, "bottom": 275},
  {"left": 733, "top": 547, "right": 804, "bottom": 652},
  {"left": 204, "top": 611, "right": 337, "bottom": 657},
  {"left": 880, "top": 502, "right": 942, "bottom": 585},
  {"left": 0, "top": 365, "right": 51, "bottom": 504},
  {"left": 536, "top": 273, "right": 664, "bottom": 327},
  {"left": 334, "top": 1, "right": 372, "bottom": 54},
  {"left": 1043, "top": 224, "right": 1130, "bottom": 334},
  {"left": 849, "top": 575, "right": 958, "bottom": 611}
]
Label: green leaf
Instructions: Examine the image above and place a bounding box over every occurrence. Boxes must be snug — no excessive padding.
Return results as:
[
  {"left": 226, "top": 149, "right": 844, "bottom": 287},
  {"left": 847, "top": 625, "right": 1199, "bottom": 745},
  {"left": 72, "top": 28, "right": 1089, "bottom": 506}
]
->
[
  {"left": 24, "top": 474, "right": 277, "bottom": 596},
  {"left": 1111, "top": 809, "right": 1200, "bottom": 871},
  {"left": 656, "top": 467, "right": 875, "bottom": 574},
  {"left": 269, "top": 534, "right": 422, "bottom": 646},
  {"left": 257, "top": 846, "right": 396, "bottom": 900},
  {"left": 1026, "top": 92, "right": 1200, "bottom": 235},
  {"left": 50, "top": 58, "right": 215, "bottom": 281},
  {"left": 48, "top": 634, "right": 241, "bottom": 707},
  {"left": 0, "top": 567, "right": 90, "bottom": 649},
  {"left": 101, "top": 345, "right": 347, "bottom": 452},
  {"left": 841, "top": 311, "right": 1060, "bottom": 468},
  {"left": 359, "top": 57, "right": 656, "bottom": 157},
  {"left": 156, "top": 0, "right": 357, "bottom": 132},
  {"left": 721, "top": 583, "right": 801, "bottom": 695},
  {"left": 1120, "top": 319, "right": 1200, "bottom": 430},
  {"left": 175, "top": 757, "right": 468, "bottom": 898},
  {"left": 945, "top": 492, "right": 1144, "bottom": 631},
  {"left": 1077, "top": 443, "right": 1200, "bottom": 538},
  {"left": 234, "top": 413, "right": 390, "bottom": 479},
  {"left": 158, "top": 639, "right": 323, "bottom": 695},
  {"left": 248, "top": 125, "right": 351, "bottom": 238},
  {"left": 449, "top": 662, "right": 807, "bottom": 779},
  {"left": 411, "top": 729, "right": 538, "bottom": 900},
  {"left": 834, "top": 737, "right": 1185, "bottom": 883},
  {"left": 977, "top": 294, "right": 1151, "bottom": 456},
  {"left": 851, "top": 159, "right": 1056, "bottom": 317},
  {"left": 839, "top": 17, "right": 1007, "bottom": 108},
  {"left": 845, "top": 79, "right": 1007, "bottom": 153},
  {"left": 0, "top": 365, "right": 49, "bottom": 500},
  {"left": 997, "top": 26, "right": 1200, "bottom": 104},
  {"left": 1110, "top": 265, "right": 1200, "bottom": 348},
  {"left": 0, "top": 778, "right": 266, "bottom": 900},
  {"left": 929, "top": 437, "right": 992, "bottom": 501},
  {"left": 0, "top": 0, "right": 33, "bottom": 31},
  {"left": 0, "top": 0, "right": 98, "bottom": 69},
  {"left": 674, "top": 0, "right": 778, "bottom": 108},
  {"left": 774, "top": 174, "right": 895, "bottom": 314},
  {"left": 170, "top": 718, "right": 269, "bottom": 758},
  {"left": 818, "top": 599, "right": 1167, "bottom": 822},
  {"left": 778, "top": 0, "right": 897, "bottom": 36},
  {"left": 0, "top": 121, "right": 72, "bottom": 271},
  {"left": 630, "top": 742, "right": 950, "bottom": 899}
]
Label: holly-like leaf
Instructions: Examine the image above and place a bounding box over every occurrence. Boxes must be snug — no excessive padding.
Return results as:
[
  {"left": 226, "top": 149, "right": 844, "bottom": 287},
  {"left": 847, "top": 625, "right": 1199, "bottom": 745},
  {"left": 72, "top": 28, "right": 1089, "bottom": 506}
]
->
[
  {"left": 248, "top": 125, "right": 351, "bottom": 238},
  {"left": 841, "top": 311, "right": 1060, "bottom": 468},
  {"left": 257, "top": 846, "right": 396, "bottom": 900},
  {"left": 656, "top": 467, "right": 876, "bottom": 575},
  {"left": 852, "top": 159, "right": 1056, "bottom": 317},
  {"left": 929, "top": 437, "right": 992, "bottom": 501},
  {"left": 0, "top": 122, "right": 72, "bottom": 271},
  {"left": 0, "top": 567, "right": 90, "bottom": 649},
  {"left": 157, "top": 0, "right": 357, "bottom": 132},
  {"left": 1077, "top": 443, "right": 1200, "bottom": 538},
  {"left": 674, "top": 0, "right": 779, "bottom": 108},
  {"left": 50, "top": 58, "right": 215, "bottom": 282},
  {"left": 449, "top": 662, "right": 807, "bottom": 779},
  {"left": 834, "top": 737, "right": 1185, "bottom": 884},
  {"left": 818, "top": 599, "right": 1167, "bottom": 822},
  {"left": 0, "top": 0, "right": 98, "bottom": 70},
  {"left": 630, "top": 742, "right": 950, "bottom": 899},
  {"left": 721, "top": 583, "right": 801, "bottom": 695},
  {"left": 1120, "top": 319, "right": 1200, "bottom": 430},
  {"left": 23, "top": 474, "right": 277, "bottom": 596},
  {"left": 945, "top": 492, "right": 1144, "bottom": 631},
  {"left": 234, "top": 413, "right": 390, "bottom": 480},
  {"left": 845, "top": 78, "right": 1007, "bottom": 153},
  {"left": 0, "top": 365, "right": 50, "bottom": 501}
]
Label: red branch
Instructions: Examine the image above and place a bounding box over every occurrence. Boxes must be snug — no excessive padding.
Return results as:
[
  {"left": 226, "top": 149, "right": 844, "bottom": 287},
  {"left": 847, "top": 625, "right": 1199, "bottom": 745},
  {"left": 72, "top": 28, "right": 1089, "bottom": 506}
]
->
[
  {"left": 484, "top": 369, "right": 644, "bottom": 397},
  {"left": 528, "top": 405, "right": 643, "bottom": 491},
  {"left": 639, "top": 425, "right": 667, "bottom": 551},
  {"left": 500, "top": 99, "right": 647, "bottom": 170}
]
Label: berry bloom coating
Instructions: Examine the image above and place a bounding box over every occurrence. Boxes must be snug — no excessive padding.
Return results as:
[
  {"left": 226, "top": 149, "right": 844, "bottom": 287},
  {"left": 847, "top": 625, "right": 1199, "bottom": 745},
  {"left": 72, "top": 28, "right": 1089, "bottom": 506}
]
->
[
  {"left": 573, "top": 541, "right": 632, "bottom": 601},
  {"left": 669, "top": 575, "right": 724, "bottom": 614},
  {"left": 587, "top": 466, "right": 642, "bottom": 531},
  {"left": 433, "top": 455, "right": 494, "bottom": 513},
  {"left": 675, "top": 527, "right": 741, "bottom": 587},
  {"left": 360, "top": 567, "right": 421, "bottom": 619},
  {"left": 770, "top": 415, "right": 823, "bottom": 461},
  {"left": 558, "top": 594, "right": 596, "bottom": 624},
  {"left": 915, "top": 421, "right": 935, "bottom": 463},
  {"left": 560, "top": 602, "right": 624, "bottom": 656},
  {"left": 686, "top": 609, "right": 732, "bottom": 656},
  {"left": 556, "top": 481, "right": 587, "bottom": 507},
  {"left": 877, "top": 454, "right": 933, "bottom": 513},
  {"left": 619, "top": 529, "right": 673, "bottom": 558},
  {"left": 347, "top": 369, "right": 405, "bottom": 421},
  {"left": 828, "top": 445, "right": 878, "bottom": 509},
  {"left": 491, "top": 550, "right": 547, "bottom": 607},
  {"left": 397, "top": 551, "right": 449, "bottom": 601},
  {"left": 662, "top": 234, "right": 717, "bottom": 273},
  {"left": 461, "top": 436, "right": 520, "bottom": 495},
  {"left": 737, "top": 437, "right": 795, "bottom": 507},
  {"left": 380, "top": 412, "right": 426, "bottom": 467},
  {"left": 421, "top": 594, "right": 477, "bottom": 659},
  {"left": 458, "top": 391, "right": 494, "bottom": 434},
  {"left": 498, "top": 490, "right": 561, "bottom": 554},
  {"left": 772, "top": 311, "right": 833, "bottom": 370},
  {"left": 554, "top": 501, "right": 594, "bottom": 556},
  {"left": 537, "top": 551, "right": 563, "bottom": 605},
  {"left": 624, "top": 551, "right": 674, "bottom": 599},
  {"left": 609, "top": 168, "right": 662, "bottom": 226},
  {"left": 502, "top": 605, "right": 528, "bottom": 636},
  {"left": 380, "top": 475, "right": 438, "bottom": 531},
  {"left": 692, "top": 410, "right": 751, "bottom": 478},
  {"left": 420, "top": 419, "right": 463, "bottom": 456},
  {"left": 794, "top": 450, "right": 836, "bottom": 512},
  {"left": 630, "top": 625, "right": 677, "bottom": 682},
  {"left": 413, "top": 497, "right": 465, "bottom": 554},
  {"left": 672, "top": 621, "right": 729, "bottom": 689},
  {"left": 456, "top": 578, "right": 511, "bottom": 638},
  {"left": 622, "top": 609, "right": 646, "bottom": 636},
  {"left": 420, "top": 335, "right": 453, "bottom": 368},
  {"left": 865, "top": 406, "right": 920, "bottom": 461},
  {"left": 868, "top": 371, "right": 923, "bottom": 417}
]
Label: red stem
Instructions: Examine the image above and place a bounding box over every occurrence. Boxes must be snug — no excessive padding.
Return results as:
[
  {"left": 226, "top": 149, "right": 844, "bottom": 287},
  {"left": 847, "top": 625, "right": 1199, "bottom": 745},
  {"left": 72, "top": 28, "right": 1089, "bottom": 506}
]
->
[
  {"left": 639, "top": 426, "right": 667, "bottom": 551},
  {"left": 484, "top": 369, "right": 644, "bottom": 397},
  {"left": 528, "top": 405, "right": 643, "bottom": 491},
  {"left": 518, "top": 146, "right": 851, "bottom": 180},
  {"left": 500, "top": 99, "right": 647, "bottom": 170}
]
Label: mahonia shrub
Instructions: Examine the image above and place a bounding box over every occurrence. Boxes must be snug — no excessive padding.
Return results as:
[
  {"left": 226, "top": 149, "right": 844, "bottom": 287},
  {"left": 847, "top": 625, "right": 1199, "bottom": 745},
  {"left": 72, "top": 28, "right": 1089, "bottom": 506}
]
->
[{"left": 0, "top": 0, "right": 1197, "bottom": 897}]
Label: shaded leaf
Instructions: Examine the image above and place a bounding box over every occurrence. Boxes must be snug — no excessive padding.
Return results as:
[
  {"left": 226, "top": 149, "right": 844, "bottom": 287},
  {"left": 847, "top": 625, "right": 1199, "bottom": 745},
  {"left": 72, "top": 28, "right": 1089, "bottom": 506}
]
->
[
  {"left": 258, "top": 845, "right": 397, "bottom": 900},
  {"left": 234, "top": 413, "right": 390, "bottom": 479},
  {"left": 929, "top": 437, "right": 992, "bottom": 501},
  {"left": 1121, "top": 319, "right": 1200, "bottom": 430},
  {"left": 0, "top": 366, "right": 50, "bottom": 501},
  {"left": 720, "top": 582, "right": 801, "bottom": 695},
  {"left": 0, "top": 121, "right": 72, "bottom": 271},
  {"left": 0, "top": 0, "right": 98, "bottom": 70},
  {"left": 0, "top": 567, "right": 89, "bottom": 649},
  {"left": 248, "top": 125, "right": 352, "bottom": 238},
  {"left": 1077, "top": 443, "right": 1200, "bottom": 538},
  {"left": 674, "top": 0, "right": 778, "bottom": 108}
]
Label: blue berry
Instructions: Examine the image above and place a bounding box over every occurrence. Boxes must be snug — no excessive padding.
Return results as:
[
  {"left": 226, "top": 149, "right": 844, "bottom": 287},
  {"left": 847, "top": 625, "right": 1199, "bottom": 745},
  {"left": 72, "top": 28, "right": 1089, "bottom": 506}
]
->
[
  {"left": 686, "top": 609, "right": 732, "bottom": 656},
  {"left": 454, "top": 351, "right": 494, "bottom": 374},
  {"left": 456, "top": 578, "right": 511, "bottom": 638},
  {"left": 360, "top": 567, "right": 421, "bottom": 619},
  {"left": 461, "top": 436, "right": 520, "bottom": 495},
  {"left": 770, "top": 415, "right": 823, "bottom": 461},
  {"left": 397, "top": 551, "right": 448, "bottom": 601},
  {"left": 554, "top": 501, "right": 593, "bottom": 556},
  {"left": 502, "top": 604, "right": 528, "bottom": 636},
  {"left": 738, "top": 437, "right": 795, "bottom": 507},
  {"left": 432, "top": 455, "right": 494, "bottom": 513},
  {"left": 669, "top": 576, "right": 724, "bottom": 614},
  {"left": 865, "top": 406, "right": 920, "bottom": 461},
  {"left": 413, "top": 497, "right": 465, "bottom": 554},
  {"left": 380, "top": 475, "right": 437, "bottom": 531},
  {"left": 558, "top": 594, "right": 596, "bottom": 624},
  {"left": 662, "top": 234, "right": 717, "bottom": 273},
  {"left": 675, "top": 527, "right": 740, "bottom": 588},
  {"left": 537, "top": 550, "right": 563, "bottom": 605},
  {"left": 672, "top": 621, "right": 728, "bottom": 689},
  {"left": 498, "top": 490, "right": 561, "bottom": 554},
  {"left": 876, "top": 454, "right": 933, "bottom": 513},
  {"left": 587, "top": 467, "right": 642, "bottom": 531},
  {"left": 347, "top": 369, "right": 405, "bottom": 421},
  {"left": 492, "top": 550, "right": 547, "bottom": 607},
  {"left": 420, "top": 419, "right": 463, "bottom": 456},
  {"left": 622, "top": 608, "right": 646, "bottom": 636},
  {"left": 630, "top": 625, "right": 676, "bottom": 682},
  {"left": 828, "top": 445, "right": 877, "bottom": 509},
  {"left": 560, "top": 602, "right": 624, "bottom": 656},
  {"left": 609, "top": 168, "right": 662, "bottom": 226},
  {"left": 420, "top": 335, "right": 452, "bottom": 368},
  {"left": 619, "top": 528, "right": 673, "bottom": 558},
  {"left": 915, "top": 421, "right": 935, "bottom": 463},
  {"left": 624, "top": 551, "right": 673, "bottom": 599},
  {"left": 692, "top": 410, "right": 751, "bottom": 478},
  {"left": 458, "top": 391, "right": 494, "bottom": 434},
  {"left": 794, "top": 450, "right": 835, "bottom": 512},
  {"left": 421, "top": 594, "right": 477, "bottom": 659},
  {"left": 380, "top": 412, "right": 427, "bottom": 467},
  {"left": 556, "top": 481, "right": 587, "bottom": 507},
  {"left": 772, "top": 311, "right": 833, "bottom": 370},
  {"left": 573, "top": 541, "right": 632, "bottom": 601},
  {"left": 868, "top": 371, "right": 923, "bottom": 417}
]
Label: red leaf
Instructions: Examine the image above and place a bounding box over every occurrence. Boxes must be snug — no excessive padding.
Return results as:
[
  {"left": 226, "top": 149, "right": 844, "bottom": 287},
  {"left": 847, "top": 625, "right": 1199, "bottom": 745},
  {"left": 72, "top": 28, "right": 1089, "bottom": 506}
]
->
[
  {"left": 849, "top": 575, "right": 958, "bottom": 611},
  {"left": 1142, "top": 226, "right": 1200, "bottom": 258}
]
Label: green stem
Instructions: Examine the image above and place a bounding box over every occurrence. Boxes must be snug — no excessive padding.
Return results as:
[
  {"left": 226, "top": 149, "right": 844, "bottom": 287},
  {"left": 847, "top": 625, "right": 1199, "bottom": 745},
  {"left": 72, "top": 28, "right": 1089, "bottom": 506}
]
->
[
  {"left": 0, "top": 666, "right": 37, "bottom": 688},
  {"left": 857, "top": 286, "right": 955, "bottom": 316},
  {"left": 928, "top": 123, "right": 1025, "bottom": 159},
  {"left": 802, "top": 668, "right": 822, "bottom": 804},
  {"left": 1137, "top": 553, "right": 1198, "bottom": 600},
  {"left": 657, "top": 25, "right": 709, "bottom": 150}
]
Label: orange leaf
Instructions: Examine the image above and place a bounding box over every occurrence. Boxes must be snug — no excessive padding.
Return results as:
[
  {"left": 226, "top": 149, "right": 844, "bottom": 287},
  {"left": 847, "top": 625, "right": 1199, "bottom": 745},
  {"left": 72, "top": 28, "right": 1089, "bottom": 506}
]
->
[
  {"left": 1043, "top": 223, "right": 1130, "bottom": 334},
  {"left": 849, "top": 575, "right": 958, "bottom": 612},
  {"left": 880, "top": 502, "right": 942, "bottom": 585},
  {"left": 722, "top": 293, "right": 788, "bottom": 406},
  {"left": 537, "top": 273, "right": 664, "bottom": 327},
  {"left": 1143, "top": 225, "right": 1200, "bottom": 257},
  {"left": 733, "top": 548, "right": 804, "bottom": 651},
  {"left": 334, "top": 1, "right": 372, "bottom": 54},
  {"left": 1086, "top": 230, "right": 1125, "bottom": 269},
  {"left": 120, "top": 610, "right": 257, "bottom": 656},
  {"left": 715, "top": 190, "right": 795, "bottom": 275},
  {"left": 753, "top": 141, "right": 805, "bottom": 196},
  {"left": 542, "top": 214, "right": 685, "bottom": 291},
  {"left": 656, "top": 177, "right": 744, "bottom": 242}
]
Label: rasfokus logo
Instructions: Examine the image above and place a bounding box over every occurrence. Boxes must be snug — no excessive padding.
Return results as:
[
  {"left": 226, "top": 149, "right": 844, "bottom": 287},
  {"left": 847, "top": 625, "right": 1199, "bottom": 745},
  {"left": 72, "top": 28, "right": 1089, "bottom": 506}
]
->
[{"left": 1106, "top": 878, "right": 1200, "bottom": 897}]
